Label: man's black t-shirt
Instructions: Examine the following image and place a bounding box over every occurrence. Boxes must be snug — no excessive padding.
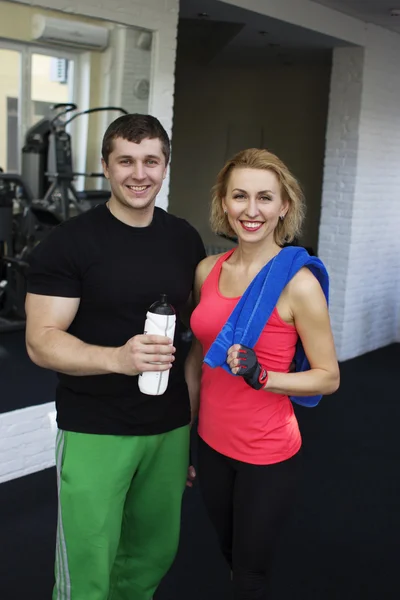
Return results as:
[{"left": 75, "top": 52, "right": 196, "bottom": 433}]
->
[{"left": 26, "top": 204, "right": 206, "bottom": 436}]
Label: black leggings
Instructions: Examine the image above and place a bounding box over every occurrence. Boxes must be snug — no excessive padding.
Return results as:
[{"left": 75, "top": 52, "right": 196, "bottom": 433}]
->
[{"left": 197, "top": 436, "right": 302, "bottom": 599}]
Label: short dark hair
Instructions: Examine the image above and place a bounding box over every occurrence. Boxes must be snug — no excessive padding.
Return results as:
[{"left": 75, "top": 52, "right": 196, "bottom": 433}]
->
[{"left": 101, "top": 114, "right": 170, "bottom": 165}]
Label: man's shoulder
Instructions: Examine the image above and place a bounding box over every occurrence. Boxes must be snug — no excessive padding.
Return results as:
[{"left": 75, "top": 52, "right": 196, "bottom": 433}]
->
[
  {"left": 52, "top": 204, "right": 105, "bottom": 237},
  {"left": 29, "top": 205, "right": 104, "bottom": 260},
  {"left": 155, "top": 208, "right": 205, "bottom": 260},
  {"left": 66, "top": 204, "right": 105, "bottom": 229},
  {"left": 155, "top": 207, "right": 199, "bottom": 235}
]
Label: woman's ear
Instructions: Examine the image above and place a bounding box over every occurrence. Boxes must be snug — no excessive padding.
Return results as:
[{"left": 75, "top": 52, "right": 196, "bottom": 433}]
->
[{"left": 281, "top": 199, "right": 289, "bottom": 219}]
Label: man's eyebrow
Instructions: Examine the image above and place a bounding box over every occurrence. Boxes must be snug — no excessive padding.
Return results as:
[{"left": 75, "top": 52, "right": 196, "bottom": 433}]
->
[{"left": 115, "top": 154, "right": 162, "bottom": 160}]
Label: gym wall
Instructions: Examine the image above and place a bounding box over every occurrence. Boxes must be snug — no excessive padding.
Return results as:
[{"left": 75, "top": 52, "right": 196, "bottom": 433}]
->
[
  {"left": 169, "top": 61, "right": 331, "bottom": 252},
  {"left": 0, "top": 333, "right": 57, "bottom": 484},
  {"left": 85, "top": 25, "right": 153, "bottom": 189}
]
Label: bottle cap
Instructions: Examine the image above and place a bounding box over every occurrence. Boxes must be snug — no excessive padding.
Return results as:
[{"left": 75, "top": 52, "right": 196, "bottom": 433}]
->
[{"left": 148, "top": 293, "right": 175, "bottom": 315}]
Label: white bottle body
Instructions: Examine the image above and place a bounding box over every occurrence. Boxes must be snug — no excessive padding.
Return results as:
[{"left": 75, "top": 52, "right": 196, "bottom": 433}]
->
[{"left": 138, "top": 312, "right": 176, "bottom": 396}]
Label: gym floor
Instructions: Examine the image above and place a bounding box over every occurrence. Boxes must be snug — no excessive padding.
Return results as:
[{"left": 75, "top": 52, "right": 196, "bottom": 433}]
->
[{"left": 0, "top": 333, "right": 399, "bottom": 600}]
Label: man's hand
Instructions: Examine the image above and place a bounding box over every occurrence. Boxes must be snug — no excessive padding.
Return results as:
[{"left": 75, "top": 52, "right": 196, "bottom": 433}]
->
[
  {"left": 186, "top": 465, "right": 196, "bottom": 488},
  {"left": 114, "top": 334, "right": 175, "bottom": 376}
]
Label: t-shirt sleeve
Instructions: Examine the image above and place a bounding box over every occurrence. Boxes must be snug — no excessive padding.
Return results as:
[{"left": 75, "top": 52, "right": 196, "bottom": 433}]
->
[{"left": 26, "top": 223, "right": 82, "bottom": 298}]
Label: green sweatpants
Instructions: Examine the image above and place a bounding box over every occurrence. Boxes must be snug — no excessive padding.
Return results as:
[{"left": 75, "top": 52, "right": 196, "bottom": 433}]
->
[{"left": 54, "top": 425, "right": 190, "bottom": 600}]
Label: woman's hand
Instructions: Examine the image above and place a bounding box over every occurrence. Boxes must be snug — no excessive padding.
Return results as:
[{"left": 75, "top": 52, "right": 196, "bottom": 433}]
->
[
  {"left": 227, "top": 344, "right": 268, "bottom": 390},
  {"left": 227, "top": 343, "right": 243, "bottom": 374}
]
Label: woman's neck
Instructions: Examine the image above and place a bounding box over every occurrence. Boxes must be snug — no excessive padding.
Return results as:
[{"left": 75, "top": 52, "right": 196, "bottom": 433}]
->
[{"left": 231, "top": 240, "right": 282, "bottom": 271}]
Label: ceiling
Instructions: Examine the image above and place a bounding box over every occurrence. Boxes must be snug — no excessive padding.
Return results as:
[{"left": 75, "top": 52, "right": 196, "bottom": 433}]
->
[
  {"left": 178, "top": 0, "right": 350, "bottom": 67},
  {"left": 311, "top": 0, "right": 400, "bottom": 34}
]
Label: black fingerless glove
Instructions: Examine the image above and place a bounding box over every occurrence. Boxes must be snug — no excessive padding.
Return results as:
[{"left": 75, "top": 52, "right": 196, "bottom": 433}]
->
[{"left": 236, "top": 345, "right": 268, "bottom": 391}]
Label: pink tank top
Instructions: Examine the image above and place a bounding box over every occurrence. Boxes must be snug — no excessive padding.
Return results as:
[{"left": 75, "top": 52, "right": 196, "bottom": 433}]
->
[{"left": 190, "top": 250, "right": 302, "bottom": 465}]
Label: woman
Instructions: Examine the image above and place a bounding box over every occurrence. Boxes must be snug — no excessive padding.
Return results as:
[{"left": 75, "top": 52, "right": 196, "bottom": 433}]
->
[{"left": 185, "top": 148, "right": 339, "bottom": 599}]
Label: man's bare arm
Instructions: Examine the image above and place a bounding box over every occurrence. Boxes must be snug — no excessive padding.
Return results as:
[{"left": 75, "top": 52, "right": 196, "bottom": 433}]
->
[{"left": 25, "top": 293, "right": 175, "bottom": 376}]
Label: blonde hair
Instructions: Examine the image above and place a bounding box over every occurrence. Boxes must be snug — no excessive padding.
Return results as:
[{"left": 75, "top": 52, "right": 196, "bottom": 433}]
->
[{"left": 210, "top": 148, "right": 305, "bottom": 246}]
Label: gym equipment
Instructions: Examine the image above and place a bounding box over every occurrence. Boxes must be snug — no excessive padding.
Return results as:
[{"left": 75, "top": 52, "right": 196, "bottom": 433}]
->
[
  {"left": 0, "top": 103, "right": 128, "bottom": 331},
  {"left": 22, "top": 104, "right": 128, "bottom": 220},
  {"left": 0, "top": 170, "right": 13, "bottom": 256},
  {"left": 0, "top": 174, "right": 29, "bottom": 331},
  {"left": 0, "top": 172, "right": 62, "bottom": 332},
  {"left": 22, "top": 103, "right": 77, "bottom": 200}
]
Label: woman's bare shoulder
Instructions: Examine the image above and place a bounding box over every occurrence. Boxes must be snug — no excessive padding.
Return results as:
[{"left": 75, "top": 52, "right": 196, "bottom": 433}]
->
[
  {"left": 196, "top": 253, "right": 225, "bottom": 283},
  {"left": 286, "top": 267, "right": 325, "bottom": 303}
]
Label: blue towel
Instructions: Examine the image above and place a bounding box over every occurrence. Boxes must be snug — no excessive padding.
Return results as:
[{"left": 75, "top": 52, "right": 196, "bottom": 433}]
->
[{"left": 204, "top": 246, "right": 329, "bottom": 407}]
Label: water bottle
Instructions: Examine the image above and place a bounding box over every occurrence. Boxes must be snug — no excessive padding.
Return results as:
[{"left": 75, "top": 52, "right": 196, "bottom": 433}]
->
[{"left": 138, "top": 294, "right": 176, "bottom": 396}]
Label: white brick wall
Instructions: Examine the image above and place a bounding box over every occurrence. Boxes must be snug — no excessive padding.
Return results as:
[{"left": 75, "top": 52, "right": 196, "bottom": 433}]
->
[
  {"left": 92, "top": 24, "right": 153, "bottom": 189},
  {"left": 319, "top": 29, "right": 400, "bottom": 360},
  {"left": 339, "top": 26, "right": 400, "bottom": 359},
  {"left": 0, "top": 403, "right": 56, "bottom": 483},
  {"left": 318, "top": 46, "right": 364, "bottom": 355},
  {"left": 121, "top": 28, "right": 152, "bottom": 115},
  {"left": 102, "top": 25, "right": 152, "bottom": 114}
]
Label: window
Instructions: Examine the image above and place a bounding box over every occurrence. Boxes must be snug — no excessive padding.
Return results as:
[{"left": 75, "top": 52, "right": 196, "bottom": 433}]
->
[
  {"left": 0, "top": 48, "right": 21, "bottom": 173},
  {"left": 0, "top": 43, "right": 77, "bottom": 173},
  {"left": 30, "top": 52, "right": 75, "bottom": 127}
]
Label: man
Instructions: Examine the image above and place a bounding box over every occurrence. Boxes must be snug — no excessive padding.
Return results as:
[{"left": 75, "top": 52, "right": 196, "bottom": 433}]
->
[{"left": 25, "top": 114, "right": 206, "bottom": 600}]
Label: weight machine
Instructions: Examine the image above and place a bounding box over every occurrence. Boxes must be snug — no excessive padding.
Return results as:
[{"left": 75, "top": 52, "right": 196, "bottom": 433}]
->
[
  {"left": 0, "top": 103, "right": 128, "bottom": 331},
  {"left": 22, "top": 103, "right": 128, "bottom": 220}
]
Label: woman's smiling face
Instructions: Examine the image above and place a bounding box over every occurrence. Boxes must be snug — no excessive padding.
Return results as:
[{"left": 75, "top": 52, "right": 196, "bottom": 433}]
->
[{"left": 222, "top": 168, "right": 288, "bottom": 244}]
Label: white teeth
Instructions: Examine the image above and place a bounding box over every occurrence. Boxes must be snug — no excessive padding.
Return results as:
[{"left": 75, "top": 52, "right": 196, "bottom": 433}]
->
[
  {"left": 127, "top": 185, "right": 147, "bottom": 191},
  {"left": 242, "top": 221, "right": 263, "bottom": 228}
]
